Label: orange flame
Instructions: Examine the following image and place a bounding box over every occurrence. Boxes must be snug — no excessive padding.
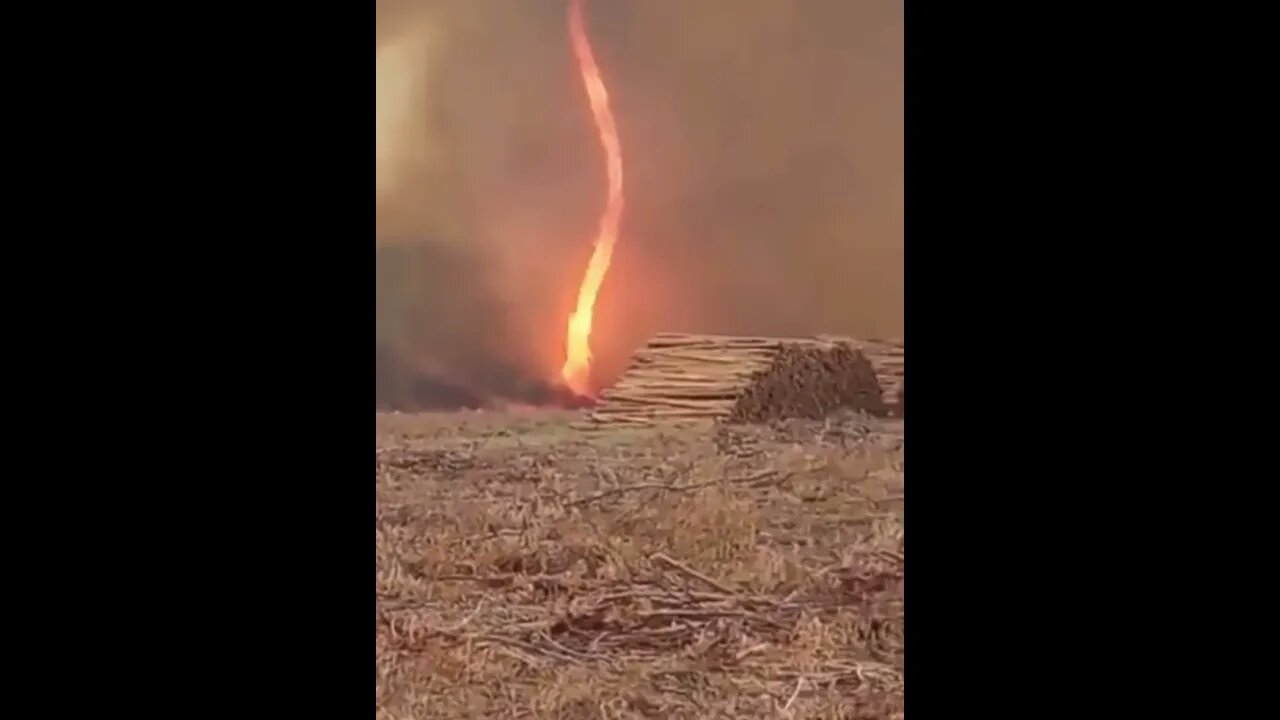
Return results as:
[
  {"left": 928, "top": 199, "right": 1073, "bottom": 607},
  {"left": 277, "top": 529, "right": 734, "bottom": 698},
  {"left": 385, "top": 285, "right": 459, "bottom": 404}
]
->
[{"left": 561, "top": 0, "right": 624, "bottom": 397}]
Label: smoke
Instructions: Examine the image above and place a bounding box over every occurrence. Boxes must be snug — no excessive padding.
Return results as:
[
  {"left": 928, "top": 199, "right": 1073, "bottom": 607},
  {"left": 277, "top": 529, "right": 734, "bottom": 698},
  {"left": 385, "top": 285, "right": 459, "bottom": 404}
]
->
[{"left": 375, "top": 0, "right": 903, "bottom": 408}]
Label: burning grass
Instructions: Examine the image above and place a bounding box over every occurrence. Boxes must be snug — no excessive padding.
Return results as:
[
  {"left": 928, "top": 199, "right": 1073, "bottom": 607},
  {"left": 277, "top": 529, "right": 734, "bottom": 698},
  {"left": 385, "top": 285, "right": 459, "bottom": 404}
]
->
[{"left": 376, "top": 410, "right": 904, "bottom": 719}]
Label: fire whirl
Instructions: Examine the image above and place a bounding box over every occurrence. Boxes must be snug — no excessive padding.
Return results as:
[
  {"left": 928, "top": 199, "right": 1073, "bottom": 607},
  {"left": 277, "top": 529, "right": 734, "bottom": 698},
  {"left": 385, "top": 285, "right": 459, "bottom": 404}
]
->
[{"left": 561, "top": 0, "right": 624, "bottom": 398}]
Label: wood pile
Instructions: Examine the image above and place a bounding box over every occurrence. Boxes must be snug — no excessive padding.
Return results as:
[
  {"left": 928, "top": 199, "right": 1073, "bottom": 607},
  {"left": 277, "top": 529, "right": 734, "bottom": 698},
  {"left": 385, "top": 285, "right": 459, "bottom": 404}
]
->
[
  {"left": 586, "top": 333, "right": 904, "bottom": 428},
  {"left": 843, "top": 337, "right": 904, "bottom": 417}
]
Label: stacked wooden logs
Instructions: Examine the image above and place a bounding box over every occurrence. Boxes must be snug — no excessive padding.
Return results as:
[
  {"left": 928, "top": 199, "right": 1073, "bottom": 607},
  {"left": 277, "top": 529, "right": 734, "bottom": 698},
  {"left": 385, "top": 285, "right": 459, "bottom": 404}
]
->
[
  {"left": 588, "top": 333, "right": 778, "bottom": 428},
  {"left": 587, "top": 333, "right": 902, "bottom": 428},
  {"left": 842, "top": 337, "right": 904, "bottom": 417}
]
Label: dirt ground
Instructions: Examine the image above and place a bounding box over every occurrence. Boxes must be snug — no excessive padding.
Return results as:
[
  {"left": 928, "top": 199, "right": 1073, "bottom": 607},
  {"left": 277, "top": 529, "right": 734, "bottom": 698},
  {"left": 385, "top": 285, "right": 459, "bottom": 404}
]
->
[{"left": 376, "top": 409, "right": 904, "bottom": 719}]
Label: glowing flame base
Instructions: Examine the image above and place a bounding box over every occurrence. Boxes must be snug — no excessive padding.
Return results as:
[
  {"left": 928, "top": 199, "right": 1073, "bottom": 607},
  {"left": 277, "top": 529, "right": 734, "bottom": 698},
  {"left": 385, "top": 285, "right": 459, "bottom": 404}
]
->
[{"left": 560, "top": 0, "right": 624, "bottom": 397}]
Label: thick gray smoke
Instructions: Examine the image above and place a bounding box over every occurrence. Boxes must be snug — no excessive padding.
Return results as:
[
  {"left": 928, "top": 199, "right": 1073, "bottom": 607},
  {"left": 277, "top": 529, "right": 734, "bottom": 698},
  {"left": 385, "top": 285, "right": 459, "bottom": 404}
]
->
[{"left": 376, "top": 0, "right": 903, "bottom": 409}]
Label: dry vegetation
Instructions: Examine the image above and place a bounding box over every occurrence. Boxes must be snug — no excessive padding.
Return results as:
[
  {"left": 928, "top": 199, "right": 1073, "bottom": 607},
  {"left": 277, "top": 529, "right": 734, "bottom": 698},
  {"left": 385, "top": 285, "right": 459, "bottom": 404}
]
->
[{"left": 376, "top": 409, "right": 904, "bottom": 719}]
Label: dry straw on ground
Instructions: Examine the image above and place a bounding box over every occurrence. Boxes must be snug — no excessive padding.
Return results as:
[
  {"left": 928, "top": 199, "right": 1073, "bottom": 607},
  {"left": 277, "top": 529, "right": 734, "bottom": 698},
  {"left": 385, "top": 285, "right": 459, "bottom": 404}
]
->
[{"left": 376, "top": 410, "right": 905, "bottom": 719}]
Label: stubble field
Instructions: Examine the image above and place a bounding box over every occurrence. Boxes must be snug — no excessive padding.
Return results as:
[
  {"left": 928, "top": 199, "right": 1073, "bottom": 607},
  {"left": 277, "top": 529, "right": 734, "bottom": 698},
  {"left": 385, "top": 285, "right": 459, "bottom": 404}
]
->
[{"left": 376, "top": 409, "right": 904, "bottom": 719}]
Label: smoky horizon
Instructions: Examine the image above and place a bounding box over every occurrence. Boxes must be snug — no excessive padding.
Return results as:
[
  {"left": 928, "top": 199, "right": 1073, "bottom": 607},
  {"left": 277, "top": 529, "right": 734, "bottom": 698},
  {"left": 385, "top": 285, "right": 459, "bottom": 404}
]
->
[{"left": 376, "top": 0, "right": 903, "bottom": 410}]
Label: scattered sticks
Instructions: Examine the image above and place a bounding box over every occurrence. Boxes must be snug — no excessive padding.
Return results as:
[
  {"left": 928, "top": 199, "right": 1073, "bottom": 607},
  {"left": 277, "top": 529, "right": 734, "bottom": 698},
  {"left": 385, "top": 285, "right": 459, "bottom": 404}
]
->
[{"left": 650, "top": 552, "right": 737, "bottom": 595}]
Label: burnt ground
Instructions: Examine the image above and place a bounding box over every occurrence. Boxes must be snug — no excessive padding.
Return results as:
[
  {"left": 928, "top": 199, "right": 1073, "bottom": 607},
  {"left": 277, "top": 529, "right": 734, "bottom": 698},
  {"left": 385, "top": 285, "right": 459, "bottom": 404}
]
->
[{"left": 376, "top": 409, "right": 905, "bottom": 719}]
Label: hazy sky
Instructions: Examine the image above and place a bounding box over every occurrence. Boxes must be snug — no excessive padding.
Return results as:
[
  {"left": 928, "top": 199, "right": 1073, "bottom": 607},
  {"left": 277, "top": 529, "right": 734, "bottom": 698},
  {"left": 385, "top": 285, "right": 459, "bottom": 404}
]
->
[{"left": 375, "top": 0, "right": 903, "bottom": 407}]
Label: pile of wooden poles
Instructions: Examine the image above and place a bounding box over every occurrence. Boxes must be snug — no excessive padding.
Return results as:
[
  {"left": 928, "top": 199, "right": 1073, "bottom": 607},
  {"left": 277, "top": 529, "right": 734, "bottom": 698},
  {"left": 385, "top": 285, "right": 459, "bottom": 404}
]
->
[
  {"left": 841, "top": 337, "right": 904, "bottom": 417},
  {"left": 587, "top": 333, "right": 904, "bottom": 428}
]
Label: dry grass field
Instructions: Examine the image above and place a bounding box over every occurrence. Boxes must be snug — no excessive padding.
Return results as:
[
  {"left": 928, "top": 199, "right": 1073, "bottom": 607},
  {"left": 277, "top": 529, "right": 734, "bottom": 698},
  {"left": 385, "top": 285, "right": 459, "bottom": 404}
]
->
[{"left": 376, "top": 409, "right": 904, "bottom": 719}]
